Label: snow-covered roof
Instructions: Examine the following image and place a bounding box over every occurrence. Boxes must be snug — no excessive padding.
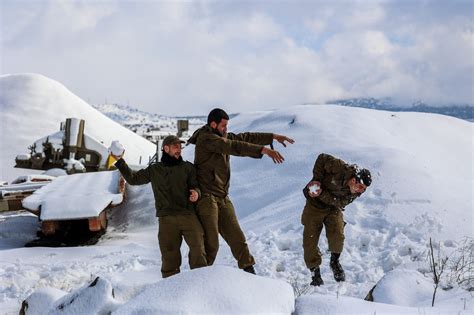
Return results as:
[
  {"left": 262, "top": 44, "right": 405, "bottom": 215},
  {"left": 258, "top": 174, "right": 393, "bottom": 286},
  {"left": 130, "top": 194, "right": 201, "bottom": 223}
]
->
[
  {"left": 33, "top": 131, "right": 64, "bottom": 152},
  {"left": 22, "top": 170, "right": 123, "bottom": 220},
  {"left": 83, "top": 134, "right": 109, "bottom": 165}
]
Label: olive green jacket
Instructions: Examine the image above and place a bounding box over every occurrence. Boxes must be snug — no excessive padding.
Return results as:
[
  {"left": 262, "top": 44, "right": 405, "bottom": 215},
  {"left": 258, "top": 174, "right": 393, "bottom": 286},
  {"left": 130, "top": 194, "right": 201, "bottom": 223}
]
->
[
  {"left": 115, "top": 158, "right": 200, "bottom": 217},
  {"left": 303, "top": 153, "right": 360, "bottom": 211},
  {"left": 187, "top": 125, "right": 274, "bottom": 197}
]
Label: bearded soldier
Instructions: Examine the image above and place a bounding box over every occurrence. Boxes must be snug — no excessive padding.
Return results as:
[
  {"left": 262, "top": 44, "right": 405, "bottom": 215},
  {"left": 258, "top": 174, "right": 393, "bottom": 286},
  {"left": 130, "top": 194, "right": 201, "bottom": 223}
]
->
[{"left": 188, "top": 108, "right": 294, "bottom": 274}]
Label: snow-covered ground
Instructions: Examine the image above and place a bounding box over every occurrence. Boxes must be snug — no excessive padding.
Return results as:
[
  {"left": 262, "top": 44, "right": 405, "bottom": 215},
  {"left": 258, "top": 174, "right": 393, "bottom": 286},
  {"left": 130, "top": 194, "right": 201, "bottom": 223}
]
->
[{"left": 0, "top": 74, "right": 473, "bottom": 314}]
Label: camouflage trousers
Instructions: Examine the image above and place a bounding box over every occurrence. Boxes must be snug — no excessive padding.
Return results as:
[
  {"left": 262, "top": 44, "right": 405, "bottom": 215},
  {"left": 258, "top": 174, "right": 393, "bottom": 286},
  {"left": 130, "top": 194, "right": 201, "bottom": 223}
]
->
[
  {"left": 158, "top": 214, "right": 207, "bottom": 278},
  {"left": 301, "top": 201, "right": 345, "bottom": 269},
  {"left": 196, "top": 194, "right": 255, "bottom": 269}
]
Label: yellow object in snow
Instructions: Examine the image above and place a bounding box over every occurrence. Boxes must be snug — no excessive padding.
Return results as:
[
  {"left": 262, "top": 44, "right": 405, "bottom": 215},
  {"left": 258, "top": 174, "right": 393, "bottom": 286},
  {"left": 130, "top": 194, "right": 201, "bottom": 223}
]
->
[{"left": 106, "top": 154, "right": 118, "bottom": 170}]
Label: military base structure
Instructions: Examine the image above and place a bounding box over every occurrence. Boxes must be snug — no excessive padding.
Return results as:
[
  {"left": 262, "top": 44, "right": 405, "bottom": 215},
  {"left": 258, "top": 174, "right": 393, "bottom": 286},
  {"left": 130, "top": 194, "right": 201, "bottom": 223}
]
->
[{"left": 15, "top": 118, "right": 113, "bottom": 173}]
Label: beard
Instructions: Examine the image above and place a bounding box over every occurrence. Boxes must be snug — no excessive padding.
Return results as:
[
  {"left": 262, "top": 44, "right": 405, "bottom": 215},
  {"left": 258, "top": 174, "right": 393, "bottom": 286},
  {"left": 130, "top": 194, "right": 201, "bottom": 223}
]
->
[{"left": 212, "top": 127, "right": 227, "bottom": 138}]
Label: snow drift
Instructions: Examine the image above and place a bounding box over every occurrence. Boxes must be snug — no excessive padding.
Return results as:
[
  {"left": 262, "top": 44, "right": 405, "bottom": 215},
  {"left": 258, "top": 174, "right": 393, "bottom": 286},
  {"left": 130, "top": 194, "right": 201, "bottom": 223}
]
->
[
  {"left": 22, "top": 266, "right": 294, "bottom": 315},
  {"left": 115, "top": 266, "right": 295, "bottom": 314}
]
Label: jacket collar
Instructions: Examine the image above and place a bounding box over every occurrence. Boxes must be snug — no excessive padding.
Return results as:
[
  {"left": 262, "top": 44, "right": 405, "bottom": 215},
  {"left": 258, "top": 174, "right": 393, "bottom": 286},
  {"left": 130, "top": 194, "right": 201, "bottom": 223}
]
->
[{"left": 161, "top": 152, "right": 183, "bottom": 166}]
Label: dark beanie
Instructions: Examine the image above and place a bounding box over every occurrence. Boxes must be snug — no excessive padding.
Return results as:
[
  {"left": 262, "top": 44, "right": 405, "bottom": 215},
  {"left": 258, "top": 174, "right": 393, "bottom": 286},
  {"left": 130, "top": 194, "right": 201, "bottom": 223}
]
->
[{"left": 355, "top": 169, "right": 372, "bottom": 186}]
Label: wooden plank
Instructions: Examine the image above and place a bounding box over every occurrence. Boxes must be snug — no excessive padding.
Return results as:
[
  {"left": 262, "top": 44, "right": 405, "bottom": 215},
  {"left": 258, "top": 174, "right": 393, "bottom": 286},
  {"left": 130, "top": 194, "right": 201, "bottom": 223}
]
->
[{"left": 42, "top": 221, "right": 58, "bottom": 236}]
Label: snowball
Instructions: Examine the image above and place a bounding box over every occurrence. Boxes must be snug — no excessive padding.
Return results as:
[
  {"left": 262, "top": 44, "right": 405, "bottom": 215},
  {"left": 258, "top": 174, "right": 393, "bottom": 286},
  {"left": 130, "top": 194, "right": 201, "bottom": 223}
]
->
[
  {"left": 308, "top": 183, "right": 320, "bottom": 194},
  {"left": 109, "top": 140, "right": 124, "bottom": 156}
]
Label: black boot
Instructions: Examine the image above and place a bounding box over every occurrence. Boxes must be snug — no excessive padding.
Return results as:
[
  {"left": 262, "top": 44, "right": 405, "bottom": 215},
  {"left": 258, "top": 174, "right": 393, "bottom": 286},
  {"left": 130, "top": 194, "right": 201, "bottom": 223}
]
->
[
  {"left": 243, "top": 265, "right": 256, "bottom": 274},
  {"left": 330, "top": 253, "right": 345, "bottom": 282},
  {"left": 310, "top": 267, "right": 324, "bottom": 286}
]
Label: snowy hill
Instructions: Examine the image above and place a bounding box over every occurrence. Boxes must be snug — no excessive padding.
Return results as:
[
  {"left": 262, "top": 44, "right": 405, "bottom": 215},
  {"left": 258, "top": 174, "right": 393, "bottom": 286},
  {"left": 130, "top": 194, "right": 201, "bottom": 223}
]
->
[
  {"left": 0, "top": 76, "right": 472, "bottom": 314},
  {"left": 226, "top": 106, "right": 473, "bottom": 239},
  {"left": 0, "top": 74, "right": 156, "bottom": 181}
]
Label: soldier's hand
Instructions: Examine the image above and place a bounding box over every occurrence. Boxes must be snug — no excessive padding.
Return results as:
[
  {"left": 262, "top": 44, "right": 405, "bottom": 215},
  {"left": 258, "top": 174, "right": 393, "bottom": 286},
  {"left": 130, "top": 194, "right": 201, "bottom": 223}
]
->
[
  {"left": 307, "top": 181, "right": 322, "bottom": 197},
  {"left": 262, "top": 147, "right": 285, "bottom": 164},
  {"left": 273, "top": 134, "right": 295, "bottom": 147},
  {"left": 189, "top": 189, "right": 199, "bottom": 202},
  {"left": 111, "top": 150, "right": 125, "bottom": 161}
]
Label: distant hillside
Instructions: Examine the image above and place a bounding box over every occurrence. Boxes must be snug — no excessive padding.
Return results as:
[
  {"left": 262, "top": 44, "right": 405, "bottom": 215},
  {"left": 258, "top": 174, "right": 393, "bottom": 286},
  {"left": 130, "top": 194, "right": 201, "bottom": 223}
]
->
[{"left": 325, "top": 98, "right": 473, "bottom": 121}]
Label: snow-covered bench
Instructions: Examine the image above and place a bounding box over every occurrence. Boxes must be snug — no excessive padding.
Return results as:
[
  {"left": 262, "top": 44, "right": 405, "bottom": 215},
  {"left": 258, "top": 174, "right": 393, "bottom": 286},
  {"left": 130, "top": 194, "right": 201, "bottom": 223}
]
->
[{"left": 22, "top": 170, "right": 125, "bottom": 235}]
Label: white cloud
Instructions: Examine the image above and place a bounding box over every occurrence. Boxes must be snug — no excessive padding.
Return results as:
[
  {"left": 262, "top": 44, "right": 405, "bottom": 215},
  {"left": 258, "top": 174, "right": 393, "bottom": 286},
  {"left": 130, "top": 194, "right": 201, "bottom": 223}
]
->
[{"left": 1, "top": 0, "right": 472, "bottom": 115}]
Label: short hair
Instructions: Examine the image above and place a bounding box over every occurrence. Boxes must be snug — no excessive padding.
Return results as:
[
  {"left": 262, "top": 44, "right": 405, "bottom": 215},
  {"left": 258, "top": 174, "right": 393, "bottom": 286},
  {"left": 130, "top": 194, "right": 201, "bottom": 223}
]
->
[{"left": 207, "top": 108, "right": 229, "bottom": 125}]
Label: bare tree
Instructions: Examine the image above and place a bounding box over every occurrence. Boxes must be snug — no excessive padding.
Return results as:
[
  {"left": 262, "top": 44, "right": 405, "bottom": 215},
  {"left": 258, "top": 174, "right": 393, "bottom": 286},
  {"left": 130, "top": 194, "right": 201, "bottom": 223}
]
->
[
  {"left": 447, "top": 237, "right": 474, "bottom": 291},
  {"left": 289, "top": 276, "right": 311, "bottom": 298},
  {"left": 429, "top": 237, "right": 448, "bottom": 307}
]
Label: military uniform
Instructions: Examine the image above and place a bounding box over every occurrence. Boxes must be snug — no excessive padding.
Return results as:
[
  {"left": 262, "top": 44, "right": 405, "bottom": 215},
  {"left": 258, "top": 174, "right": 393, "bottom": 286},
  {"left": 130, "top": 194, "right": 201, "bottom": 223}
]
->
[
  {"left": 115, "top": 153, "right": 207, "bottom": 278},
  {"left": 188, "top": 125, "right": 273, "bottom": 269},
  {"left": 301, "top": 153, "right": 361, "bottom": 269}
]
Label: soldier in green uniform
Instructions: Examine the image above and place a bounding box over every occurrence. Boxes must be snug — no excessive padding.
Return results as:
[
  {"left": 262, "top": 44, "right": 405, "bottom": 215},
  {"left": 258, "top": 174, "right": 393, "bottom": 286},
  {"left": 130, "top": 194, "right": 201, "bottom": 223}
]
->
[
  {"left": 187, "top": 108, "right": 294, "bottom": 274},
  {"left": 112, "top": 135, "right": 207, "bottom": 278},
  {"left": 302, "top": 153, "right": 372, "bottom": 286}
]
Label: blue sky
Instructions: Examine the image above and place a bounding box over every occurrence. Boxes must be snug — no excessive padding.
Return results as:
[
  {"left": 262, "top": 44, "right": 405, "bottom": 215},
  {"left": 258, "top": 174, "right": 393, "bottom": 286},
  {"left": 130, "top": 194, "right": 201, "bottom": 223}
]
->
[{"left": 2, "top": 0, "right": 473, "bottom": 115}]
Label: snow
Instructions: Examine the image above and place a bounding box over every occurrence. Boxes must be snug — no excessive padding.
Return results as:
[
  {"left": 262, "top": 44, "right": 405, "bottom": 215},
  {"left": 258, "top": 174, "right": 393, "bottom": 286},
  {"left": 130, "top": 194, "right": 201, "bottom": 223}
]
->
[
  {"left": 22, "top": 170, "right": 123, "bottom": 220},
  {"left": 21, "top": 287, "right": 67, "bottom": 315},
  {"left": 0, "top": 74, "right": 473, "bottom": 314},
  {"left": 295, "top": 292, "right": 472, "bottom": 314},
  {"left": 66, "top": 118, "right": 81, "bottom": 147},
  {"left": 42, "top": 168, "right": 68, "bottom": 177},
  {"left": 108, "top": 140, "right": 124, "bottom": 157},
  {"left": 115, "top": 266, "right": 295, "bottom": 314},
  {"left": 15, "top": 154, "right": 30, "bottom": 161},
  {"left": 9, "top": 175, "right": 56, "bottom": 184},
  {"left": 0, "top": 74, "right": 155, "bottom": 181},
  {"left": 372, "top": 268, "right": 434, "bottom": 306},
  {"left": 308, "top": 183, "right": 320, "bottom": 194},
  {"left": 33, "top": 131, "right": 64, "bottom": 154},
  {"left": 63, "top": 158, "right": 85, "bottom": 172}
]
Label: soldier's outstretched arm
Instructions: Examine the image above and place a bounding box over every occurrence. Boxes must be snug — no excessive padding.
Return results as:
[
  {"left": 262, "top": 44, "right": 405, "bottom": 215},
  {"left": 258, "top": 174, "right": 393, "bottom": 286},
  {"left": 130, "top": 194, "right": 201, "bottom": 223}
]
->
[
  {"left": 199, "top": 133, "right": 265, "bottom": 158},
  {"left": 115, "top": 158, "right": 152, "bottom": 186},
  {"left": 273, "top": 134, "right": 295, "bottom": 147},
  {"left": 227, "top": 132, "right": 274, "bottom": 145},
  {"left": 228, "top": 132, "right": 295, "bottom": 148},
  {"left": 261, "top": 147, "right": 285, "bottom": 164}
]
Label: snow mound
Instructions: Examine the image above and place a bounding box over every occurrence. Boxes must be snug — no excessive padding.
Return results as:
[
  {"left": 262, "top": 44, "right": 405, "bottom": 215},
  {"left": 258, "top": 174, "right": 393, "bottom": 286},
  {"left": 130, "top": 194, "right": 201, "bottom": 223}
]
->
[
  {"left": 23, "top": 277, "right": 120, "bottom": 315},
  {"left": 372, "top": 269, "right": 434, "bottom": 307},
  {"left": 0, "top": 73, "right": 155, "bottom": 181},
  {"left": 21, "top": 287, "right": 67, "bottom": 315},
  {"left": 114, "top": 265, "right": 295, "bottom": 314}
]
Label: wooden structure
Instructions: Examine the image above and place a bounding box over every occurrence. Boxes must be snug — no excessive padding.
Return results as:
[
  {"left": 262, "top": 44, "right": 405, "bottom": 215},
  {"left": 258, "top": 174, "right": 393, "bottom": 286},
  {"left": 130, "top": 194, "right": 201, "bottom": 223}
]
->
[{"left": 22, "top": 170, "right": 126, "bottom": 237}]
